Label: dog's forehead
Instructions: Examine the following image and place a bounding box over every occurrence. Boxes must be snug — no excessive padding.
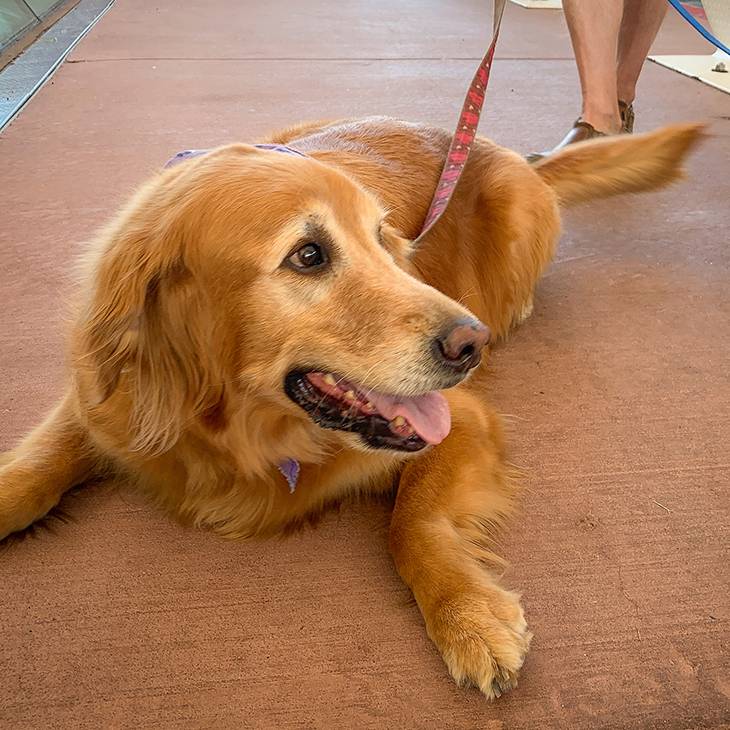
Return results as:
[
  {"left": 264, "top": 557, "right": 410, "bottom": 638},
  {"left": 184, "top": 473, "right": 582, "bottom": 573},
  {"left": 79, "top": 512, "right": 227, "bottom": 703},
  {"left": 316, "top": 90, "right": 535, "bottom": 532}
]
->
[
  {"left": 175, "top": 149, "right": 387, "bottom": 265},
  {"left": 200, "top": 149, "right": 383, "bottom": 220},
  {"left": 235, "top": 157, "right": 386, "bottom": 241},
  {"left": 276, "top": 155, "right": 385, "bottom": 225},
  {"left": 303, "top": 195, "right": 384, "bottom": 240}
]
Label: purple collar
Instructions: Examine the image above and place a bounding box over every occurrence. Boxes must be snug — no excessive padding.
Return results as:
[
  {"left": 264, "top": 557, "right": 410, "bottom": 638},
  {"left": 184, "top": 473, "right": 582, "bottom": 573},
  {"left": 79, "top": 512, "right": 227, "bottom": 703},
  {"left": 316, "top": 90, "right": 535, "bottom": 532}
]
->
[
  {"left": 165, "top": 143, "right": 306, "bottom": 169},
  {"left": 165, "top": 142, "right": 306, "bottom": 493}
]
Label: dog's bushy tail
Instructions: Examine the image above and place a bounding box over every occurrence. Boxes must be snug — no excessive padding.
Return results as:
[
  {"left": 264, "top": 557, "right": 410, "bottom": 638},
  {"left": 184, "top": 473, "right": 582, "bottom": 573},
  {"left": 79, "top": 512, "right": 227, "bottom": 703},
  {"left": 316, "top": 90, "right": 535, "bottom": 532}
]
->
[{"left": 533, "top": 122, "right": 706, "bottom": 206}]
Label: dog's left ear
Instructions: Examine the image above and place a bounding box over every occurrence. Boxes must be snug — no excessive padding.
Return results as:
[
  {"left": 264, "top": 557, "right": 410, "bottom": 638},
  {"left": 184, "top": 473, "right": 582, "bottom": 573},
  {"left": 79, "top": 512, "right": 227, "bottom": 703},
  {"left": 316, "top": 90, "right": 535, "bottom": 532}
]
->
[
  {"left": 77, "top": 177, "right": 225, "bottom": 454},
  {"left": 533, "top": 122, "right": 706, "bottom": 205}
]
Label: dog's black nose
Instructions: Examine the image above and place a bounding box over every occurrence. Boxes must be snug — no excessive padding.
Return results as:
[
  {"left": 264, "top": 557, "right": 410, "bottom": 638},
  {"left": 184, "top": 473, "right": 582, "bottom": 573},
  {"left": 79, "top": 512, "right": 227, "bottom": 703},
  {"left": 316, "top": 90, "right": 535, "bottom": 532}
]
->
[{"left": 434, "top": 317, "right": 490, "bottom": 373}]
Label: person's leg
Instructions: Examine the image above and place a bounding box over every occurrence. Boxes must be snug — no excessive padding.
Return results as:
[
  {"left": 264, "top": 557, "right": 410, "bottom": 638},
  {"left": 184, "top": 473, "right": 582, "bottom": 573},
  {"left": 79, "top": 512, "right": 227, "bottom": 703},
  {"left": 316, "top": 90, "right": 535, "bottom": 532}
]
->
[
  {"left": 563, "top": 0, "right": 624, "bottom": 134},
  {"left": 616, "top": 0, "right": 668, "bottom": 105}
]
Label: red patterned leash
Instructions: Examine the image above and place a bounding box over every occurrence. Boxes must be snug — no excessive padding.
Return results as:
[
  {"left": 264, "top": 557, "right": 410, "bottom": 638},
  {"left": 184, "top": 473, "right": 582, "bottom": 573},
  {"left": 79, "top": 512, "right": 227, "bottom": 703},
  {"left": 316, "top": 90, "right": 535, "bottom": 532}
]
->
[{"left": 414, "top": 0, "right": 507, "bottom": 244}]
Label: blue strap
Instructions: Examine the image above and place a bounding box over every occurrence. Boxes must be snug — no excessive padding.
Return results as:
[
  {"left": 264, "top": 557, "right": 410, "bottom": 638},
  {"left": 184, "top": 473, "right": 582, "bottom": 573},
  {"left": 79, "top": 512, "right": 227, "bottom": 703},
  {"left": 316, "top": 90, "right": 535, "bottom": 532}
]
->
[{"left": 665, "top": 0, "right": 730, "bottom": 56}]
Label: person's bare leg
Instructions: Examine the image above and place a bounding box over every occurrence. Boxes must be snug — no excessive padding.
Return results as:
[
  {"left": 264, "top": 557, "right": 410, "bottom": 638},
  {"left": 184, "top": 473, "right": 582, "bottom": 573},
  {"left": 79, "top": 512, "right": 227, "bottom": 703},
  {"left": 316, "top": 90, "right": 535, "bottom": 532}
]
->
[
  {"left": 617, "top": 0, "right": 668, "bottom": 105},
  {"left": 563, "top": 0, "right": 624, "bottom": 134}
]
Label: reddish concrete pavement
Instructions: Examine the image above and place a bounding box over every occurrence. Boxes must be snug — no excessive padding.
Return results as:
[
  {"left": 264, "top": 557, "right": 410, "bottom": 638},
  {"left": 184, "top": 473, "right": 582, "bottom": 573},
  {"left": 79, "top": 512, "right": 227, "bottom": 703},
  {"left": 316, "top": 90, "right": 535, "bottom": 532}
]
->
[{"left": 0, "top": 2, "right": 728, "bottom": 727}]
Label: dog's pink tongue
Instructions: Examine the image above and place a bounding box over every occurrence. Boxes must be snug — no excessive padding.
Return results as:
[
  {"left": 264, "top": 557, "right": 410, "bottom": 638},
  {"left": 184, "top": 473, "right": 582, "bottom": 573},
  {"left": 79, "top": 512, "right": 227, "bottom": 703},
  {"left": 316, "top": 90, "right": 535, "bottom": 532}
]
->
[{"left": 367, "top": 390, "right": 451, "bottom": 445}]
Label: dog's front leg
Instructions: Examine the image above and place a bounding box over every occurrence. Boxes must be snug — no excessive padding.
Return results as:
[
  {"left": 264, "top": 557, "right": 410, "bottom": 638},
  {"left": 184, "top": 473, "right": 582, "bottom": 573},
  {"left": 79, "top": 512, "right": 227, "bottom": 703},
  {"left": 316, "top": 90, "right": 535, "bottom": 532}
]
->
[
  {"left": 0, "top": 392, "right": 99, "bottom": 539},
  {"left": 389, "top": 389, "right": 531, "bottom": 699}
]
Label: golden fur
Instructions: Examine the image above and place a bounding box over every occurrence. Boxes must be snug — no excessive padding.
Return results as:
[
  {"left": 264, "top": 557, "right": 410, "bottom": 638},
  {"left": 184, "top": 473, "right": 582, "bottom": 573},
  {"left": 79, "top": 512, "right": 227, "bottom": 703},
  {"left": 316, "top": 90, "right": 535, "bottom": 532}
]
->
[{"left": 0, "top": 117, "right": 703, "bottom": 698}]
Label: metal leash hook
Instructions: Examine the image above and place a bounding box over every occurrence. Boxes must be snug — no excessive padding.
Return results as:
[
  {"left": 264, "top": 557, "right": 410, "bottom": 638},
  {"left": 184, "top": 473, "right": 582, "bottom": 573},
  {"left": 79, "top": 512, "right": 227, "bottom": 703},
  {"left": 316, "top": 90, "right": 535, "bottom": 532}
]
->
[{"left": 413, "top": 0, "right": 508, "bottom": 245}]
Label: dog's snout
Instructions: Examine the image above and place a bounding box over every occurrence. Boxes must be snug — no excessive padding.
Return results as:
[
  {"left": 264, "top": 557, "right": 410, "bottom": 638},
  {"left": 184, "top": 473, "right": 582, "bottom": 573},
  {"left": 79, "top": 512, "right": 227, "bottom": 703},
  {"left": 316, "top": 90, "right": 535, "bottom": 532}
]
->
[{"left": 434, "top": 317, "right": 490, "bottom": 373}]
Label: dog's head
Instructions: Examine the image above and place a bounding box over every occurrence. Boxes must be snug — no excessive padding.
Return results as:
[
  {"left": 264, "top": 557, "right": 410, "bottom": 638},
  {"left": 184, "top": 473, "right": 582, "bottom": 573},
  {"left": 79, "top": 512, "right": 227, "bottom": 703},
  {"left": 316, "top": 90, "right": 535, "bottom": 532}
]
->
[{"left": 76, "top": 146, "right": 488, "bottom": 459}]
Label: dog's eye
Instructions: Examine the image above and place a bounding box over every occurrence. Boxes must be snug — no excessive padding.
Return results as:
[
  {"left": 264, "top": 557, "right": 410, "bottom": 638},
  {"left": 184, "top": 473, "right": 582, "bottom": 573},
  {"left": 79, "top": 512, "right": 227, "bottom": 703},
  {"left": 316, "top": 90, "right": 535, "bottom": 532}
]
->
[{"left": 286, "top": 242, "right": 329, "bottom": 272}]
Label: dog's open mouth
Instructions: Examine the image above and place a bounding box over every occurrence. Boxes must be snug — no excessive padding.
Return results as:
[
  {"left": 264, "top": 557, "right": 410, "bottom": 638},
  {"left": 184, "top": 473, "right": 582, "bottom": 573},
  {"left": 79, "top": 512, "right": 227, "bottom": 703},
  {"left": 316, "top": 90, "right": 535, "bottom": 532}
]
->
[{"left": 284, "top": 371, "right": 451, "bottom": 452}]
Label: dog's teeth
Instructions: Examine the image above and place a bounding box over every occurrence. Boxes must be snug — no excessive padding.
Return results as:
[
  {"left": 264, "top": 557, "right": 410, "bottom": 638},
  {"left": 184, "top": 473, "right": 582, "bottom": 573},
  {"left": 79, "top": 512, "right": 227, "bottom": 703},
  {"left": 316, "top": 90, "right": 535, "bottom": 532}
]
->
[
  {"left": 362, "top": 401, "right": 376, "bottom": 413},
  {"left": 344, "top": 390, "right": 356, "bottom": 401},
  {"left": 392, "top": 416, "right": 406, "bottom": 427},
  {"left": 323, "top": 373, "right": 336, "bottom": 386}
]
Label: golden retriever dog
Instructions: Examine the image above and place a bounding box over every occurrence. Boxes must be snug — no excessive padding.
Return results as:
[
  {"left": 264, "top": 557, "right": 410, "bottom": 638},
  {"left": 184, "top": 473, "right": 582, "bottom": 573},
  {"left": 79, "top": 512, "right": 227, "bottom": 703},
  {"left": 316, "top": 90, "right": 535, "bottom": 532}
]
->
[{"left": 0, "top": 117, "right": 703, "bottom": 698}]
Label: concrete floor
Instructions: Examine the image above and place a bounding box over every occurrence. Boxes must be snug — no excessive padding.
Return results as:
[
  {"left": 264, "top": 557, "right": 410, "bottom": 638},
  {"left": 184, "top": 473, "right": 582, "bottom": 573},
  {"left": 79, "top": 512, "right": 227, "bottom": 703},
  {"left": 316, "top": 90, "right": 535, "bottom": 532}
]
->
[{"left": 0, "top": 1, "right": 728, "bottom": 727}]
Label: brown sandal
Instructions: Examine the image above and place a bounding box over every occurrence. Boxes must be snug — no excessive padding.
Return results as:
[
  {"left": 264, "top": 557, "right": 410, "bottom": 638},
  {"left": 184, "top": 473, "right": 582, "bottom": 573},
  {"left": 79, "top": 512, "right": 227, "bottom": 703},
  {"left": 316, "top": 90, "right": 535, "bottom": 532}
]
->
[
  {"left": 525, "top": 119, "right": 606, "bottom": 164},
  {"left": 526, "top": 101, "right": 636, "bottom": 164}
]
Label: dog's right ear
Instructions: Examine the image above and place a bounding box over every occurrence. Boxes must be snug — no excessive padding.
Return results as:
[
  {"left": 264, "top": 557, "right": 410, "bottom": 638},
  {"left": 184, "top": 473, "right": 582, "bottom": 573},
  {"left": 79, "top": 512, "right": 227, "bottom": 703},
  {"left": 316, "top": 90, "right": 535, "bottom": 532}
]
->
[{"left": 533, "top": 122, "right": 706, "bottom": 205}]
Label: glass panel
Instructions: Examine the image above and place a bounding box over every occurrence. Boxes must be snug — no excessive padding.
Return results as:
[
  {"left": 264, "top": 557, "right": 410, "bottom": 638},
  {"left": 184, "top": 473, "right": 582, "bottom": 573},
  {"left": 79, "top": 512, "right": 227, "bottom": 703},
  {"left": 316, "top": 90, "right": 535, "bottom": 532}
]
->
[
  {"left": 26, "top": 0, "right": 65, "bottom": 17},
  {"left": 0, "top": 0, "right": 37, "bottom": 49}
]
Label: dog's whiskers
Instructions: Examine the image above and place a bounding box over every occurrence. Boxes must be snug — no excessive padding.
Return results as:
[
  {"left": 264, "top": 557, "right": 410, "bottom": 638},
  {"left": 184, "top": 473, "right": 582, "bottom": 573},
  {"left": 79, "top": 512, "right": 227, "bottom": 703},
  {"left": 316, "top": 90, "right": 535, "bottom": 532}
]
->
[{"left": 454, "top": 287, "right": 479, "bottom": 305}]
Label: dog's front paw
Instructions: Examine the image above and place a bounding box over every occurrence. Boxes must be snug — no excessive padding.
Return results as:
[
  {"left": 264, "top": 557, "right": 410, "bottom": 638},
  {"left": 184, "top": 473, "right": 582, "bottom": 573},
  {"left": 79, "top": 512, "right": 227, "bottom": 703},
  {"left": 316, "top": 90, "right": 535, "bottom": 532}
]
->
[
  {"left": 425, "top": 585, "right": 532, "bottom": 699},
  {"left": 0, "top": 452, "right": 61, "bottom": 540}
]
